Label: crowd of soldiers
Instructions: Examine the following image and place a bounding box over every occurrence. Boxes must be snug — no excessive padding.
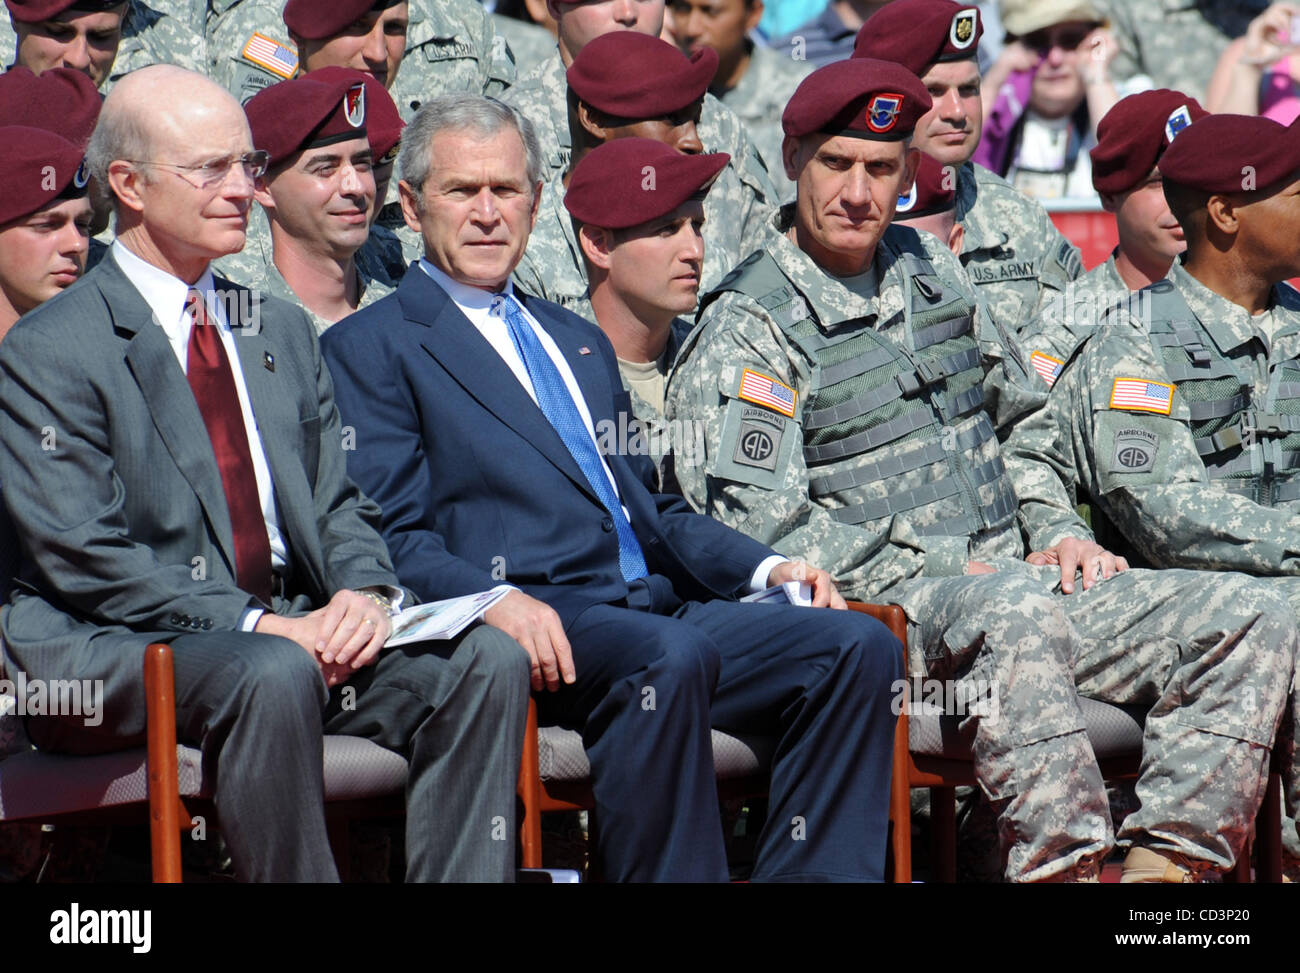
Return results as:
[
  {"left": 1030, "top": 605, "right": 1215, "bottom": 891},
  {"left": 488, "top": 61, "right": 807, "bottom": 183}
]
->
[{"left": 5, "top": 0, "right": 1300, "bottom": 884}]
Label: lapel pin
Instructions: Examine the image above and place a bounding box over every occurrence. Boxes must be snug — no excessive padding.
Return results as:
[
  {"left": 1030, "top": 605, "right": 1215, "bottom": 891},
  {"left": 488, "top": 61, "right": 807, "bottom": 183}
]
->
[
  {"left": 578, "top": 346, "right": 592, "bottom": 356},
  {"left": 263, "top": 351, "right": 275, "bottom": 372}
]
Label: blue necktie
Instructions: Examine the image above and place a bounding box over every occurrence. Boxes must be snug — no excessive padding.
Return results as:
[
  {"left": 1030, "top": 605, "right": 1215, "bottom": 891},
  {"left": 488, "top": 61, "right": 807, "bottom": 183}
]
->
[{"left": 498, "top": 294, "right": 648, "bottom": 583}]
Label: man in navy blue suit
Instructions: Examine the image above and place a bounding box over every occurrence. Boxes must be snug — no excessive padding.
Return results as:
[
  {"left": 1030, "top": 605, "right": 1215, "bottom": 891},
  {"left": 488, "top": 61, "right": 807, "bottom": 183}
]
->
[{"left": 321, "top": 92, "right": 902, "bottom": 882}]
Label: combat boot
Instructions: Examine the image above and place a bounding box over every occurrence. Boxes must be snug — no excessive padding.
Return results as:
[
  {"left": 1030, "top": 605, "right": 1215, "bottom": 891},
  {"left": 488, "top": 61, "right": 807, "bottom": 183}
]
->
[{"left": 1121, "top": 846, "right": 1214, "bottom": 883}]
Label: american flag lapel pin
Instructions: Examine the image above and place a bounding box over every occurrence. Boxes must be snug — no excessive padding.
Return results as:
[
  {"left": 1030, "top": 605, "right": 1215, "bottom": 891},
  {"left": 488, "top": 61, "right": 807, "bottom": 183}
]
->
[{"left": 578, "top": 346, "right": 592, "bottom": 356}]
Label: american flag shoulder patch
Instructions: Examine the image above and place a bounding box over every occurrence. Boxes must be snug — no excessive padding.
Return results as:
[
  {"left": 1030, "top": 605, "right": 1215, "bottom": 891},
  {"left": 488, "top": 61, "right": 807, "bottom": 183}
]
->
[
  {"left": 737, "top": 368, "right": 797, "bottom": 418},
  {"left": 242, "top": 32, "right": 297, "bottom": 80},
  {"left": 1109, "top": 377, "right": 1174, "bottom": 415},
  {"left": 1030, "top": 350, "right": 1063, "bottom": 387}
]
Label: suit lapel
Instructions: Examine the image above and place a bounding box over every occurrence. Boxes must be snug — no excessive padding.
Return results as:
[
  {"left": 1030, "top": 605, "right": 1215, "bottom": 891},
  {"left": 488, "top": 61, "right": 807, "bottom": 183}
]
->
[
  {"left": 106, "top": 255, "right": 240, "bottom": 579},
  {"left": 225, "top": 289, "right": 326, "bottom": 597},
  {"left": 401, "top": 272, "right": 602, "bottom": 504}
]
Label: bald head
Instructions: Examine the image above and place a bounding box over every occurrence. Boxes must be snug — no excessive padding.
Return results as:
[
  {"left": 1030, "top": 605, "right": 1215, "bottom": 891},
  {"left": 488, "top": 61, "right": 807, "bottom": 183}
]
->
[
  {"left": 88, "top": 66, "right": 249, "bottom": 199},
  {"left": 88, "top": 65, "right": 258, "bottom": 281}
]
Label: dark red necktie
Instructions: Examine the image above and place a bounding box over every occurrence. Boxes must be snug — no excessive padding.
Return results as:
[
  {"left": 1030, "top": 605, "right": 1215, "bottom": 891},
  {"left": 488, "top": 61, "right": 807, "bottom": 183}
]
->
[{"left": 185, "top": 289, "right": 274, "bottom": 604}]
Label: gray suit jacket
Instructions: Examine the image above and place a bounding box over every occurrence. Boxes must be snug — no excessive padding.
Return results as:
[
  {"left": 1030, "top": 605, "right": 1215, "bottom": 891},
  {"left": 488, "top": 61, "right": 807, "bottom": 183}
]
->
[{"left": 0, "top": 249, "right": 401, "bottom": 743}]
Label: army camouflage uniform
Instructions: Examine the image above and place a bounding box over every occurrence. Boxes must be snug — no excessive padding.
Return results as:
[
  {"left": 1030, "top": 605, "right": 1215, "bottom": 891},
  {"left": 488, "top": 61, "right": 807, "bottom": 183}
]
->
[
  {"left": 1022, "top": 261, "right": 1300, "bottom": 857},
  {"left": 492, "top": 12, "right": 554, "bottom": 78},
  {"left": 207, "top": 0, "right": 512, "bottom": 110},
  {"left": 1018, "top": 251, "right": 1173, "bottom": 389},
  {"left": 207, "top": 0, "right": 513, "bottom": 267},
  {"left": 507, "top": 55, "right": 780, "bottom": 327},
  {"left": 715, "top": 42, "right": 811, "bottom": 205},
  {"left": 213, "top": 210, "right": 400, "bottom": 335},
  {"left": 665, "top": 209, "right": 1297, "bottom": 880},
  {"left": 1097, "top": 0, "right": 1266, "bottom": 102},
  {"left": 0, "top": 0, "right": 207, "bottom": 87},
  {"left": 502, "top": 51, "right": 778, "bottom": 251},
  {"left": 514, "top": 175, "right": 593, "bottom": 322},
  {"left": 956, "top": 161, "right": 1083, "bottom": 338}
]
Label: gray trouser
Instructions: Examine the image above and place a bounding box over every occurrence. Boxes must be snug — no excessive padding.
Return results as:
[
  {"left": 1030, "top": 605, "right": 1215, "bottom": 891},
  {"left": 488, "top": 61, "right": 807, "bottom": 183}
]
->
[{"left": 29, "top": 625, "right": 529, "bottom": 882}]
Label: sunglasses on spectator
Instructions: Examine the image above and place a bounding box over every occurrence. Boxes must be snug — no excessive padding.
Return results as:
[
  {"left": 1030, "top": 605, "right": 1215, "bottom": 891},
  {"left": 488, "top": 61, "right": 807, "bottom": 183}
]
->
[{"left": 1020, "top": 21, "right": 1102, "bottom": 54}]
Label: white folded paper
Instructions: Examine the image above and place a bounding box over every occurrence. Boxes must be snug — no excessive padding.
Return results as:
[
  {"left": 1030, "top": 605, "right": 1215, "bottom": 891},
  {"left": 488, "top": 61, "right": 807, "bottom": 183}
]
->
[{"left": 385, "top": 585, "right": 514, "bottom": 646}]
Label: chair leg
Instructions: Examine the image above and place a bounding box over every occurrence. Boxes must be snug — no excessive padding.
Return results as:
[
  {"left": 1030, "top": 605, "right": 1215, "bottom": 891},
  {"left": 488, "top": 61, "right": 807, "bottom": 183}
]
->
[
  {"left": 1254, "top": 770, "right": 1283, "bottom": 883},
  {"left": 931, "top": 786, "right": 957, "bottom": 883},
  {"left": 889, "top": 704, "right": 912, "bottom": 883},
  {"left": 517, "top": 697, "right": 544, "bottom": 869},
  {"left": 144, "top": 643, "right": 184, "bottom": 884}
]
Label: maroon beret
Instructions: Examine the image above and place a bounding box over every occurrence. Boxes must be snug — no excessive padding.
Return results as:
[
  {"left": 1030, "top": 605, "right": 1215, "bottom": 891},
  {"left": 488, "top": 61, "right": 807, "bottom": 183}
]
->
[
  {"left": 783, "top": 58, "right": 932, "bottom": 141},
  {"left": 283, "top": 0, "right": 404, "bottom": 41},
  {"left": 564, "top": 138, "right": 729, "bottom": 230},
  {"left": 567, "top": 32, "right": 717, "bottom": 120},
  {"left": 0, "top": 66, "right": 101, "bottom": 146},
  {"left": 246, "top": 74, "right": 371, "bottom": 169},
  {"left": 0, "top": 126, "right": 88, "bottom": 225},
  {"left": 853, "top": 1, "right": 982, "bottom": 75},
  {"left": 1160, "top": 114, "right": 1300, "bottom": 194},
  {"left": 300, "top": 66, "right": 403, "bottom": 164},
  {"left": 1090, "top": 90, "right": 1208, "bottom": 195},
  {"left": 896, "top": 152, "right": 957, "bottom": 219},
  {"left": 3, "top": 0, "right": 124, "bottom": 22}
]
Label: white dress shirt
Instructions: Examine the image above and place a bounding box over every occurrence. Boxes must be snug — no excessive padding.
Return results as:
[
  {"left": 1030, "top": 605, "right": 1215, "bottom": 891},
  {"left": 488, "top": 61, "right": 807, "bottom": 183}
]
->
[
  {"left": 113, "top": 242, "right": 290, "bottom": 629},
  {"left": 419, "top": 259, "right": 784, "bottom": 594},
  {"left": 114, "top": 241, "right": 289, "bottom": 571}
]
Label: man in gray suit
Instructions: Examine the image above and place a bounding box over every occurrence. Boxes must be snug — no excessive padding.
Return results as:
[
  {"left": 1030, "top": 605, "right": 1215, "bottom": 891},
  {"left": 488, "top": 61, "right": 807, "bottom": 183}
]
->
[{"left": 0, "top": 64, "right": 530, "bottom": 882}]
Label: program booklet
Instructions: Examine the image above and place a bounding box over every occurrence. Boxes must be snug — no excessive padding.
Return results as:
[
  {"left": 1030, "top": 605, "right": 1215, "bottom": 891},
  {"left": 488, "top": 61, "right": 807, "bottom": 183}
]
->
[{"left": 384, "top": 585, "right": 513, "bottom": 646}]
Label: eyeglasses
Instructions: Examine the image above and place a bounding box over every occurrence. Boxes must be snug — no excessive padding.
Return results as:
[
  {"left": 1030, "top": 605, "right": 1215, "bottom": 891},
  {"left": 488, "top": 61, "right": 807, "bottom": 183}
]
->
[
  {"left": 1021, "top": 22, "right": 1101, "bottom": 55},
  {"left": 126, "top": 151, "right": 270, "bottom": 189}
]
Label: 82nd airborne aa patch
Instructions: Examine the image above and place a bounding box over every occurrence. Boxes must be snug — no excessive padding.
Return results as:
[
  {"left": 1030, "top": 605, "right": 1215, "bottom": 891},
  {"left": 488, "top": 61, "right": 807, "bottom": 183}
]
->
[{"left": 1111, "top": 428, "right": 1158, "bottom": 474}]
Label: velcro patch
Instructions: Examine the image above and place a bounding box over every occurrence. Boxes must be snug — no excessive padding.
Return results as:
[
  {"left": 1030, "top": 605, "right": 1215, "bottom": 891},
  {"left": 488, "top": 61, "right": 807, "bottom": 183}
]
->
[
  {"left": 737, "top": 368, "right": 797, "bottom": 418},
  {"left": 732, "top": 407, "right": 786, "bottom": 472},
  {"left": 1109, "top": 377, "right": 1173, "bottom": 415},
  {"left": 241, "top": 32, "right": 297, "bottom": 80},
  {"left": 1030, "top": 350, "right": 1063, "bottom": 387},
  {"left": 1111, "top": 427, "right": 1158, "bottom": 473}
]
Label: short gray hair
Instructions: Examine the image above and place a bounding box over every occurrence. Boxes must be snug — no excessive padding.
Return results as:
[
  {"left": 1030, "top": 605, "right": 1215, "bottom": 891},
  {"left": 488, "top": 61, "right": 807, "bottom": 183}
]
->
[
  {"left": 85, "top": 91, "right": 153, "bottom": 214},
  {"left": 398, "top": 94, "right": 543, "bottom": 198}
]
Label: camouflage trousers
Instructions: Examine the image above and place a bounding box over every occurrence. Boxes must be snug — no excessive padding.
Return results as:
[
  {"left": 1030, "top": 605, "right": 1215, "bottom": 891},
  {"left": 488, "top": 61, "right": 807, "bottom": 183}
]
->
[
  {"left": 1254, "top": 577, "right": 1300, "bottom": 861},
  {"left": 889, "top": 565, "right": 1296, "bottom": 882}
]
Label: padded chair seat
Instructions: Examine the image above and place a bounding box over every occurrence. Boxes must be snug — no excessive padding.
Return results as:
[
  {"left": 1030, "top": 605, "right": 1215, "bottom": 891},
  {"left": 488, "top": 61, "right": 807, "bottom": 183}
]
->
[
  {"left": 537, "top": 726, "right": 774, "bottom": 783},
  {"left": 0, "top": 735, "right": 407, "bottom": 821},
  {"left": 908, "top": 696, "right": 1145, "bottom": 760}
]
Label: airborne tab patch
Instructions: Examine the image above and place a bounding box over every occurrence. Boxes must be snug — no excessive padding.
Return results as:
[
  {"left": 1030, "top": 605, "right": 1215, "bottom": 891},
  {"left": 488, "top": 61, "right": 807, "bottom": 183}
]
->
[
  {"left": 242, "top": 32, "right": 297, "bottom": 80},
  {"left": 1030, "top": 350, "right": 1063, "bottom": 387},
  {"left": 737, "top": 368, "right": 797, "bottom": 417},
  {"left": 1109, "top": 377, "right": 1173, "bottom": 415},
  {"left": 1111, "top": 427, "right": 1158, "bottom": 473}
]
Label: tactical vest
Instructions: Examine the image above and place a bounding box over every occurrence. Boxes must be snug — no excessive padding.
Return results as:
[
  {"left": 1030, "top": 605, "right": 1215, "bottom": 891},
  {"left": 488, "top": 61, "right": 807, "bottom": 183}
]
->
[
  {"left": 701, "top": 247, "right": 1019, "bottom": 538},
  {"left": 1143, "top": 280, "right": 1300, "bottom": 506}
]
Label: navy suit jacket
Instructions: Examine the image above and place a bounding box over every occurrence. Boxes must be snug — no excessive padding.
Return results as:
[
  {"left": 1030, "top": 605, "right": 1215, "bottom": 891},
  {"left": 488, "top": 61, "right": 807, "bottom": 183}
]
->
[{"left": 321, "top": 267, "right": 776, "bottom": 629}]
